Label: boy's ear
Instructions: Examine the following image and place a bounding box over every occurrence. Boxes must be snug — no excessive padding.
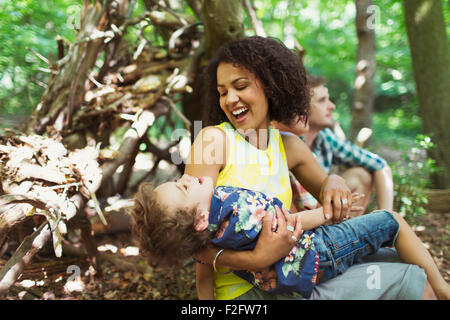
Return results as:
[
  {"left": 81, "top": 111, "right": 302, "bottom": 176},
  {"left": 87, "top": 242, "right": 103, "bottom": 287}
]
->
[{"left": 194, "top": 209, "right": 209, "bottom": 232}]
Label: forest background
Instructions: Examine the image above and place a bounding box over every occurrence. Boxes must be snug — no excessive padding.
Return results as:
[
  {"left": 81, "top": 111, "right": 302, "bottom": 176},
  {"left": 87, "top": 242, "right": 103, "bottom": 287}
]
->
[{"left": 0, "top": 0, "right": 448, "bottom": 300}]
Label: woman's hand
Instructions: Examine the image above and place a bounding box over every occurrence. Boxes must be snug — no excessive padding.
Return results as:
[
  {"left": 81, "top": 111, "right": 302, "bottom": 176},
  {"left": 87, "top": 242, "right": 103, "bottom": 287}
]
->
[
  {"left": 250, "top": 206, "right": 302, "bottom": 271},
  {"left": 320, "top": 174, "right": 352, "bottom": 224}
]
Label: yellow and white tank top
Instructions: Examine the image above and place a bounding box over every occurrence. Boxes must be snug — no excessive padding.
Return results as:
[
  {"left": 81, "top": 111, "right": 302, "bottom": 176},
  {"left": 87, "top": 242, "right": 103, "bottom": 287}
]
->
[{"left": 213, "top": 122, "right": 292, "bottom": 300}]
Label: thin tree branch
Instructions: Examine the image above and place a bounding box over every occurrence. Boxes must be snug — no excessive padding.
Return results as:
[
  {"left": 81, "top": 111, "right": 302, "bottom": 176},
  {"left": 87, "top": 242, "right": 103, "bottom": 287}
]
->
[
  {"left": 0, "top": 223, "right": 51, "bottom": 296},
  {"left": 242, "top": 0, "right": 266, "bottom": 37}
]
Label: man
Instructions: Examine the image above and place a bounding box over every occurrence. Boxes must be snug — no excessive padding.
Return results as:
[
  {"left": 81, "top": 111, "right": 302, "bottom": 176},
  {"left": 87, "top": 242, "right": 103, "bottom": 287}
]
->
[{"left": 282, "top": 75, "right": 393, "bottom": 215}]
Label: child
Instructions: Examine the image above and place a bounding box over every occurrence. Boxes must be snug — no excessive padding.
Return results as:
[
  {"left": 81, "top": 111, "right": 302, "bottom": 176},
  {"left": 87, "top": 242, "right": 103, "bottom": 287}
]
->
[{"left": 130, "top": 174, "right": 450, "bottom": 300}]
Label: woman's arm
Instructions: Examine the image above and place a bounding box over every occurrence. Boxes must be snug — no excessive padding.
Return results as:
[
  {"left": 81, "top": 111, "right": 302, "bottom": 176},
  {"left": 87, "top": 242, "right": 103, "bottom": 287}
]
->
[
  {"left": 186, "top": 127, "right": 301, "bottom": 272},
  {"left": 282, "top": 134, "right": 351, "bottom": 223},
  {"left": 184, "top": 126, "right": 227, "bottom": 185},
  {"left": 193, "top": 206, "right": 302, "bottom": 272},
  {"left": 195, "top": 263, "right": 215, "bottom": 300}
]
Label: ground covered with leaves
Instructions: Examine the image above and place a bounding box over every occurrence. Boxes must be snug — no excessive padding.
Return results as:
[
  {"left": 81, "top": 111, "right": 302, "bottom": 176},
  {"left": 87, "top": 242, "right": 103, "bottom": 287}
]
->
[{"left": 4, "top": 210, "right": 448, "bottom": 300}]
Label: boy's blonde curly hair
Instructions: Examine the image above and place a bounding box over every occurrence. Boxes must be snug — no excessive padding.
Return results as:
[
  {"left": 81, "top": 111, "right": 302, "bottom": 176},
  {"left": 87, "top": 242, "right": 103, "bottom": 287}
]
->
[{"left": 129, "top": 182, "right": 211, "bottom": 269}]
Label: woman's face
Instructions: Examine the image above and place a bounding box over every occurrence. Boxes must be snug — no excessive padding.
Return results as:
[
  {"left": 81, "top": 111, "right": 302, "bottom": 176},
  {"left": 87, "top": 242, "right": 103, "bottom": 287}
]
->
[{"left": 216, "top": 62, "right": 270, "bottom": 133}]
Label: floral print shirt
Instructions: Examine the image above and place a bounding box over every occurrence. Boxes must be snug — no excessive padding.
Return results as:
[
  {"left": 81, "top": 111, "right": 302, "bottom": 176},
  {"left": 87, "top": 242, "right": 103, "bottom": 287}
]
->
[{"left": 208, "top": 186, "right": 320, "bottom": 298}]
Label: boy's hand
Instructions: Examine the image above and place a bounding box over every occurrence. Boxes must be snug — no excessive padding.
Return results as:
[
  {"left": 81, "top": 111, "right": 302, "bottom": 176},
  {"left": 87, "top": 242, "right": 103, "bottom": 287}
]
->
[{"left": 344, "top": 193, "right": 365, "bottom": 219}]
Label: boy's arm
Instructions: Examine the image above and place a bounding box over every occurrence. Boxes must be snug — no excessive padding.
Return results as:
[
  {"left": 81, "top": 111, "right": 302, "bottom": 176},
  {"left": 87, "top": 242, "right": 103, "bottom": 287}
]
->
[
  {"left": 294, "top": 207, "right": 329, "bottom": 230},
  {"left": 194, "top": 207, "right": 303, "bottom": 272},
  {"left": 291, "top": 193, "right": 365, "bottom": 230},
  {"left": 195, "top": 262, "right": 215, "bottom": 300}
]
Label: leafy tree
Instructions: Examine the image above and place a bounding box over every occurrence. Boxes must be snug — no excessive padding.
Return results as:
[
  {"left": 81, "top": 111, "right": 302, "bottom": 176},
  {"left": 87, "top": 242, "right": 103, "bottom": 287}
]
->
[{"left": 0, "top": 0, "right": 78, "bottom": 114}]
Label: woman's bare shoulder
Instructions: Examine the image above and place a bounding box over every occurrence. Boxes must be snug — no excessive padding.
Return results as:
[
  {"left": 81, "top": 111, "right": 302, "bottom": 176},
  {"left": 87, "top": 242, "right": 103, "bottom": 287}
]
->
[
  {"left": 281, "top": 133, "right": 311, "bottom": 169},
  {"left": 281, "top": 133, "right": 308, "bottom": 151}
]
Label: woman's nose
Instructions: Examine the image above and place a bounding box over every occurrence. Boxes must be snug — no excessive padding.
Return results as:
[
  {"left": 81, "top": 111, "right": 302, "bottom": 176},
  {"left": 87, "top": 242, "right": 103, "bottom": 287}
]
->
[{"left": 226, "top": 90, "right": 239, "bottom": 106}]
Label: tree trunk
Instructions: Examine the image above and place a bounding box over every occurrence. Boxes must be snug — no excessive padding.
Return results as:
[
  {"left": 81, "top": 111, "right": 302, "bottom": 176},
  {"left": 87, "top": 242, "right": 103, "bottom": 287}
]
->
[
  {"left": 182, "top": 0, "right": 245, "bottom": 135},
  {"left": 403, "top": 0, "right": 450, "bottom": 189},
  {"left": 202, "top": 0, "right": 245, "bottom": 59},
  {"left": 349, "top": 0, "right": 376, "bottom": 142}
]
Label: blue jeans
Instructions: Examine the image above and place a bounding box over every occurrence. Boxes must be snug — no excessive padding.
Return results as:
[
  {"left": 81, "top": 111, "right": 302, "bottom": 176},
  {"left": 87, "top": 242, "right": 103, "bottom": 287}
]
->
[{"left": 313, "top": 210, "right": 400, "bottom": 283}]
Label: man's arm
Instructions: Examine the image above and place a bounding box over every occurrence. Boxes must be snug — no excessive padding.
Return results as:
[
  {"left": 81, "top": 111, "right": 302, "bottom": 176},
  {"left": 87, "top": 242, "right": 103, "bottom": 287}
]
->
[
  {"left": 283, "top": 134, "right": 352, "bottom": 222},
  {"left": 373, "top": 165, "right": 394, "bottom": 211},
  {"left": 322, "top": 129, "right": 394, "bottom": 210},
  {"left": 319, "top": 128, "right": 386, "bottom": 172}
]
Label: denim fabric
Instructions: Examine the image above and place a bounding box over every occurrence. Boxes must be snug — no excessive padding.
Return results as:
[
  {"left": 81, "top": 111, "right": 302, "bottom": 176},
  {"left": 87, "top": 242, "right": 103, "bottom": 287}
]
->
[{"left": 313, "top": 210, "right": 400, "bottom": 283}]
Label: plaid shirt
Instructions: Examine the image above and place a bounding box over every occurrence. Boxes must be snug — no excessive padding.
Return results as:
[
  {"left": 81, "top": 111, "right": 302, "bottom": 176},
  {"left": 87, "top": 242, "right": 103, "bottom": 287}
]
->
[
  {"left": 292, "top": 128, "right": 387, "bottom": 210},
  {"left": 312, "top": 128, "right": 387, "bottom": 173}
]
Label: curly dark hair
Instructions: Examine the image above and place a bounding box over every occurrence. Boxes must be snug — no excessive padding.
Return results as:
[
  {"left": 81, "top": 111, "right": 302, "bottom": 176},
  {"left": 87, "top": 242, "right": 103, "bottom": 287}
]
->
[
  {"left": 129, "top": 183, "right": 211, "bottom": 269},
  {"left": 203, "top": 36, "right": 311, "bottom": 126}
]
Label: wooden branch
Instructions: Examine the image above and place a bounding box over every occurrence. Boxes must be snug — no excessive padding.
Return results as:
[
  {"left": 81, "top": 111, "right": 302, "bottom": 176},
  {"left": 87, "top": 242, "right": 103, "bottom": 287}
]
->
[
  {"left": 242, "top": 0, "right": 266, "bottom": 37},
  {"left": 160, "top": 96, "right": 192, "bottom": 131},
  {"left": 100, "top": 103, "right": 169, "bottom": 184},
  {"left": 147, "top": 10, "right": 194, "bottom": 29},
  {"left": 15, "top": 163, "right": 67, "bottom": 185},
  {"left": 0, "top": 195, "right": 49, "bottom": 241},
  {"left": 28, "top": 48, "right": 49, "bottom": 65},
  {"left": 185, "top": 0, "right": 203, "bottom": 20},
  {"left": 129, "top": 157, "right": 161, "bottom": 191},
  {"left": 142, "top": 135, "right": 177, "bottom": 166},
  {"left": 115, "top": 138, "right": 140, "bottom": 194},
  {"left": 56, "top": 35, "right": 66, "bottom": 60},
  {"left": 0, "top": 223, "right": 52, "bottom": 296}
]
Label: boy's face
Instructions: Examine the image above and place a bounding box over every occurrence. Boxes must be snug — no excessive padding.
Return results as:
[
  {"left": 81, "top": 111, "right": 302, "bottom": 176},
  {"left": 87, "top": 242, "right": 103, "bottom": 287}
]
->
[{"left": 154, "top": 174, "right": 214, "bottom": 220}]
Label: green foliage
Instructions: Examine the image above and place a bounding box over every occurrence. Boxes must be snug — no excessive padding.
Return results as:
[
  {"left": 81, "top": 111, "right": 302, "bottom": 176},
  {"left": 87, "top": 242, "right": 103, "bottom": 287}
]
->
[
  {"left": 249, "top": 0, "right": 420, "bottom": 114},
  {"left": 2, "top": 0, "right": 447, "bottom": 154},
  {"left": 392, "top": 134, "right": 440, "bottom": 223},
  {"left": 0, "top": 0, "right": 78, "bottom": 114},
  {"left": 0, "top": 0, "right": 429, "bottom": 121}
]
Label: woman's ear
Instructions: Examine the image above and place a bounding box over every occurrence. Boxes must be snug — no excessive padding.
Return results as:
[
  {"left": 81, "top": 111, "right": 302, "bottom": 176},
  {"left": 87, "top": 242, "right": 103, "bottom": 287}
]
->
[{"left": 194, "top": 209, "right": 209, "bottom": 232}]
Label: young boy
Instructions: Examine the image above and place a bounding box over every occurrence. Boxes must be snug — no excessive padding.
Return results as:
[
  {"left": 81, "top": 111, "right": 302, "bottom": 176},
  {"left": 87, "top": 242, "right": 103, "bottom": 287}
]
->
[{"left": 130, "top": 174, "right": 450, "bottom": 300}]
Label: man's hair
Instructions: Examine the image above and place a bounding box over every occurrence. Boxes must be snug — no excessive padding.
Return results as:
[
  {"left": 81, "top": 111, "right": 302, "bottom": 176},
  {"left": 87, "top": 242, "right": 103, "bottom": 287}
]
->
[
  {"left": 307, "top": 74, "right": 327, "bottom": 88},
  {"left": 203, "top": 36, "right": 311, "bottom": 127},
  {"left": 129, "top": 182, "right": 211, "bottom": 269}
]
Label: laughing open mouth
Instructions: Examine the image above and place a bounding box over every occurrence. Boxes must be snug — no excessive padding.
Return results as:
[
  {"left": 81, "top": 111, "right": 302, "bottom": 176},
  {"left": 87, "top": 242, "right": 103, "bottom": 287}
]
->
[{"left": 231, "top": 107, "right": 249, "bottom": 120}]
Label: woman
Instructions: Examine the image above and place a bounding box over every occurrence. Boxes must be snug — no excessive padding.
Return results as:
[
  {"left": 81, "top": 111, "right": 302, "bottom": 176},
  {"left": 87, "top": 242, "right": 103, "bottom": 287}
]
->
[{"left": 185, "top": 36, "right": 428, "bottom": 300}]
